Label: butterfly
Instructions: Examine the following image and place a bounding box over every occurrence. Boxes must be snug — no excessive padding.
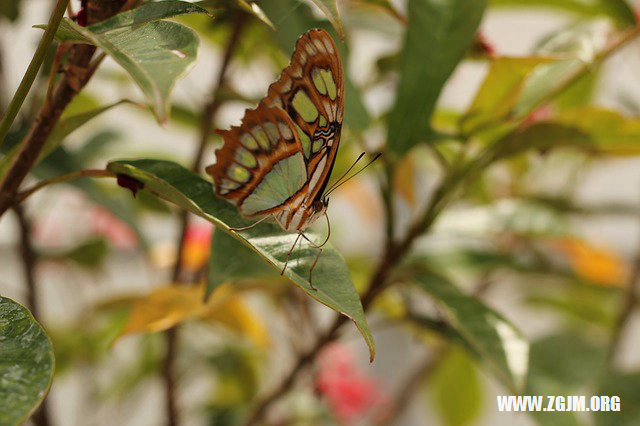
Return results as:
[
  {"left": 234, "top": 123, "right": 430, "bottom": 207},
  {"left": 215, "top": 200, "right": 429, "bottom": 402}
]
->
[{"left": 206, "top": 28, "right": 345, "bottom": 286}]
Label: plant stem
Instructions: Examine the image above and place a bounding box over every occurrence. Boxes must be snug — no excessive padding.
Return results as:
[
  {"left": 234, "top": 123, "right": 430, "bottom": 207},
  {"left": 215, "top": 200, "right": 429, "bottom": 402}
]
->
[
  {"left": 0, "top": 0, "right": 69, "bottom": 148},
  {"left": 14, "top": 169, "right": 113, "bottom": 204},
  {"left": 161, "top": 13, "right": 247, "bottom": 426}
]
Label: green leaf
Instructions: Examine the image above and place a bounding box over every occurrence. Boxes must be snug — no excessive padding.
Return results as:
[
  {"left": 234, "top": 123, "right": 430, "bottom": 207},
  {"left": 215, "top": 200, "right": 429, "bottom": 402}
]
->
[
  {"left": 207, "top": 229, "right": 272, "bottom": 296},
  {"left": 462, "top": 57, "right": 552, "bottom": 134},
  {"left": 387, "top": 0, "right": 487, "bottom": 156},
  {"left": 309, "top": 0, "right": 344, "bottom": 39},
  {"left": 47, "top": 1, "right": 206, "bottom": 121},
  {"left": 107, "top": 159, "right": 375, "bottom": 360},
  {"left": 413, "top": 271, "right": 528, "bottom": 391},
  {"left": 526, "top": 333, "right": 607, "bottom": 426},
  {"left": 431, "top": 347, "right": 483, "bottom": 426},
  {"left": 490, "top": 0, "right": 636, "bottom": 27},
  {"left": 0, "top": 297, "right": 54, "bottom": 425},
  {"left": 595, "top": 371, "right": 640, "bottom": 426}
]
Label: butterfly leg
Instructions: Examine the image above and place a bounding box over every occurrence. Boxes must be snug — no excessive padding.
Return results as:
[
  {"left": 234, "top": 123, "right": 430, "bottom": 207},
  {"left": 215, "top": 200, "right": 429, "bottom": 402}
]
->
[
  {"left": 301, "top": 233, "right": 327, "bottom": 291},
  {"left": 229, "top": 215, "right": 269, "bottom": 231},
  {"left": 281, "top": 232, "right": 303, "bottom": 276}
]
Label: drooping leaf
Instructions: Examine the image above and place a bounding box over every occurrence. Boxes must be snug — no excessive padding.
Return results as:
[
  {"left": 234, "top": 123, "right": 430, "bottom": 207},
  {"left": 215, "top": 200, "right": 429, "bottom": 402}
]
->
[
  {"left": 0, "top": 297, "right": 54, "bottom": 425},
  {"left": 430, "top": 347, "right": 483, "bottom": 426},
  {"left": 107, "top": 159, "right": 375, "bottom": 360},
  {"left": 387, "top": 0, "right": 487, "bottom": 156},
  {"left": 413, "top": 271, "right": 528, "bottom": 391},
  {"left": 45, "top": 1, "right": 207, "bottom": 121}
]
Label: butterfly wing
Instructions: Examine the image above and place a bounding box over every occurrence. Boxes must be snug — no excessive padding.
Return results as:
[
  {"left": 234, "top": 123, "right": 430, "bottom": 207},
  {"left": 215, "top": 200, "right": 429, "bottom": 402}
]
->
[
  {"left": 207, "top": 28, "right": 344, "bottom": 230},
  {"left": 207, "top": 106, "right": 308, "bottom": 218},
  {"left": 261, "top": 29, "right": 344, "bottom": 204}
]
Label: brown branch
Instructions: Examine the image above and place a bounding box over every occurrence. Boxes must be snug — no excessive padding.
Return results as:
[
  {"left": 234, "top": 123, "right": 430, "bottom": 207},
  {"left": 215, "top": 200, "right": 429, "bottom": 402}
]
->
[
  {"left": 0, "top": 0, "right": 126, "bottom": 218},
  {"left": 161, "top": 13, "right": 247, "bottom": 426}
]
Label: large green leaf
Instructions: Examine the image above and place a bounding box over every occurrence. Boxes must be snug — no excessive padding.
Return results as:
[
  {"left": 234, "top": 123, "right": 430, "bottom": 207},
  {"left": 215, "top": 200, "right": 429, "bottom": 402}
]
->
[
  {"left": 387, "top": 0, "right": 487, "bottom": 156},
  {"left": 413, "top": 271, "right": 528, "bottom": 391},
  {"left": 491, "top": 0, "right": 636, "bottom": 27},
  {"left": 0, "top": 297, "right": 54, "bottom": 425},
  {"left": 107, "top": 159, "right": 375, "bottom": 360},
  {"left": 46, "top": 1, "right": 207, "bottom": 122}
]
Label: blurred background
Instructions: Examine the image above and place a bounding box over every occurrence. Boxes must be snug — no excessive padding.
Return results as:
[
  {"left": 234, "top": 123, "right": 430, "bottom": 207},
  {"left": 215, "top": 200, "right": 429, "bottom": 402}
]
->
[{"left": 2, "top": 0, "right": 640, "bottom": 425}]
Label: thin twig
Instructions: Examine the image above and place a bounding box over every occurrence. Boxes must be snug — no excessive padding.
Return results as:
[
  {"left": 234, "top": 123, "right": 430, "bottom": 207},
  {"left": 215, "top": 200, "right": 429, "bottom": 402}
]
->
[
  {"left": 14, "top": 169, "right": 113, "bottom": 205},
  {"left": 0, "top": 0, "right": 70, "bottom": 148},
  {"left": 608, "top": 200, "right": 640, "bottom": 366},
  {"left": 161, "top": 13, "right": 247, "bottom": 426}
]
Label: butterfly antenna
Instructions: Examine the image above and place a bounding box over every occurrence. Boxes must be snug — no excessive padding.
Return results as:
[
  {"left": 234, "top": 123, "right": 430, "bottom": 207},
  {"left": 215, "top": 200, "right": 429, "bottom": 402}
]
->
[
  {"left": 324, "top": 153, "right": 382, "bottom": 197},
  {"left": 324, "top": 152, "right": 366, "bottom": 194}
]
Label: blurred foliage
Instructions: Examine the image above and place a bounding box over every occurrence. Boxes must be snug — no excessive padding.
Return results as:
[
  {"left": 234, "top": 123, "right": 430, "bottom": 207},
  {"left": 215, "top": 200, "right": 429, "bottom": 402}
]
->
[{"left": 3, "top": 0, "right": 640, "bottom": 425}]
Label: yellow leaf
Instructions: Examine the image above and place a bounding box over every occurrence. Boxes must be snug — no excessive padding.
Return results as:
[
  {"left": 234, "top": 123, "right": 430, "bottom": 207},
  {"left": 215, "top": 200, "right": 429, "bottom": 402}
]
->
[
  {"left": 201, "top": 286, "right": 271, "bottom": 350},
  {"left": 119, "top": 285, "right": 206, "bottom": 337},
  {"left": 118, "top": 283, "right": 270, "bottom": 349},
  {"left": 553, "top": 237, "right": 629, "bottom": 287}
]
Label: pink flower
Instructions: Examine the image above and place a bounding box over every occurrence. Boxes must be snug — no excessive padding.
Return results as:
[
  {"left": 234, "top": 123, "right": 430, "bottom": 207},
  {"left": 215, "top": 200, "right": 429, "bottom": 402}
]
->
[
  {"left": 315, "top": 343, "right": 389, "bottom": 423},
  {"left": 91, "top": 207, "right": 138, "bottom": 249}
]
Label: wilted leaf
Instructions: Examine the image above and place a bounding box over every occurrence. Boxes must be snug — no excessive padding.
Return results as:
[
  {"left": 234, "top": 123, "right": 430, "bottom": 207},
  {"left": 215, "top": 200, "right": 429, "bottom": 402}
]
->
[
  {"left": 387, "top": 0, "right": 487, "bottom": 156},
  {"left": 0, "top": 297, "right": 54, "bottom": 426},
  {"left": 413, "top": 271, "right": 529, "bottom": 391},
  {"left": 119, "top": 284, "right": 269, "bottom": 349},
  {"left": 108, "top": 160, "right": 373, "bottom": 359}
]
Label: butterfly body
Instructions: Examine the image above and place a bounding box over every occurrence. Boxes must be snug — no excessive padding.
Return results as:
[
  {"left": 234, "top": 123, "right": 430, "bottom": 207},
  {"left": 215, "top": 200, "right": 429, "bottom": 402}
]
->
[{"left": 207, "top": 29, "right": 344, "bottom": 233}]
